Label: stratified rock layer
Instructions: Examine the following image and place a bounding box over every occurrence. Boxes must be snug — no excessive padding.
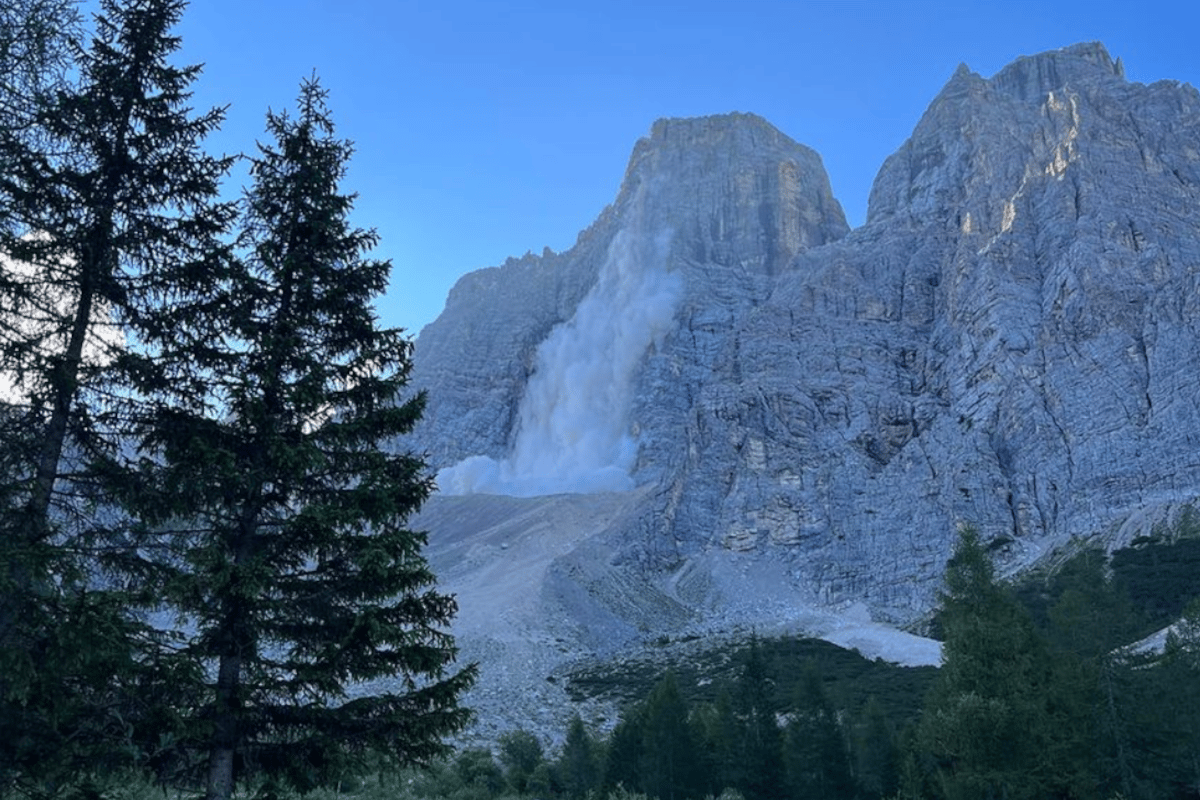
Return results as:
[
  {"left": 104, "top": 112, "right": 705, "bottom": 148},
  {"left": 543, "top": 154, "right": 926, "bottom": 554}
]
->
[{"left": 412, "top": 43, "right": 1200, "bottom": 637}]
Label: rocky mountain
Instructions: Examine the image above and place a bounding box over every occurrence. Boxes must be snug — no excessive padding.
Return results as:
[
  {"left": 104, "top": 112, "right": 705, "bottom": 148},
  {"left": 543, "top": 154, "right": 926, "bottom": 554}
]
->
[{"left": 406, "top": 43, "right": 1200, "bottom": 736}]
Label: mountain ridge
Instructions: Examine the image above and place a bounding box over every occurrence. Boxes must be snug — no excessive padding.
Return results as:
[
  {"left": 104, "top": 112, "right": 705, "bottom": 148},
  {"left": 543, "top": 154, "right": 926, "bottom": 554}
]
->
[{"left": 404, "top": 42, "right": 1200, "bottom": 735}]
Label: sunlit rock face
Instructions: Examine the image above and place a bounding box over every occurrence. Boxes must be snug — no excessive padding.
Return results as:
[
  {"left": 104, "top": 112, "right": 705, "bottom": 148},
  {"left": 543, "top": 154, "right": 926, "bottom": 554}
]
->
[{"left": 410, "top": 43, "right": 1200, "bottom": 630}]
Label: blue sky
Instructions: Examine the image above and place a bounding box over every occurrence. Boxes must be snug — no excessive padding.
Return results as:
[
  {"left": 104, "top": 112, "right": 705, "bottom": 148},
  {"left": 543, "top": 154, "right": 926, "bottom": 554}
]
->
[{"left": 157, "top": 0, "right": 1200, "bottom": 336}]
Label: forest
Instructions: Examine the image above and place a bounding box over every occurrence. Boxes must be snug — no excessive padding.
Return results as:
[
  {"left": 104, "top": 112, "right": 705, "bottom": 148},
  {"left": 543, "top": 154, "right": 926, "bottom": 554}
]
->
[
  {"left": 381, "top": 526, "right": 1200, "bottom": 800},
  {"left": 1, "top": 2, "right": 473, "bottom": 799}
]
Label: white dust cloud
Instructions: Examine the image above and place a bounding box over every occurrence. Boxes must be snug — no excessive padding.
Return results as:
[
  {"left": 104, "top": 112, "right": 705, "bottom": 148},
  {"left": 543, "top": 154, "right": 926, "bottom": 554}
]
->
[{"left": 437, "top": 228, "right": 681, "bottom": 497}]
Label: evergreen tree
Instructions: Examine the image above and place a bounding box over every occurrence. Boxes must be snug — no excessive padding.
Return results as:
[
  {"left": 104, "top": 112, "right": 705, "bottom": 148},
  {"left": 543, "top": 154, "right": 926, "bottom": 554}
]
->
[
  {"left": 639, "top": 672, "right": 700, "bottom": 800},
  {"left": 730, "top": 637, "right": 784, "bottom": 800},
  {"left": 558, "top": 714, "right": 600, "bottom": 800},
  {"left": 1158, "top": 598, "right": 1200, "bottom": 797},
  {"left": 603, "top": 702, "right": 646, "bottom": 795},
  {"left": 1041, "top": 549, "right": 1142, "bottom": 799},
  {"left": 498, "top": 729, "right": 544, "bottom": 795},
  {"left": 918, "top": 526, "right": 1054, "bottom": 800},
  {"left": 106, "top": 78, "right": 474, "bottom": 800},
  {"left": 852, "top": 696, "right": 898, "bottom": 799},
  {"left": 692, "top": 692, "right": 738, "bottom": 797},
  {"left": 781, "top": 662, "right": 854, "bottom": 800},
  {"left": 0, "top": 0, "right": 233, "bottom": 793}
]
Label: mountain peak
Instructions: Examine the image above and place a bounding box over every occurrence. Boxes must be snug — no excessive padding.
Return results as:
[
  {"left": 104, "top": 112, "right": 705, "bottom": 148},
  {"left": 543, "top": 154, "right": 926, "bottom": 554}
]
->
[
  {"left": 989, "top": 41, "right": 1123, "bottom": 101},
  {"left": 614, "top": 112, "right": 848, "bottom": 257},
  {"left": 868, "top": 41, "right": 1144, "bottom": 223},
  {"left": 621, "top": 112, "right": 825, "bottom": 190},
  {"left": 644, "top": 112, "right": 793, "bottom": 150}
]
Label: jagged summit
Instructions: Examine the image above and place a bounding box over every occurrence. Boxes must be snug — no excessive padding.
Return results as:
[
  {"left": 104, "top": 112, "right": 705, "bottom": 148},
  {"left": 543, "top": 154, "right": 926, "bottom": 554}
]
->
[
  {"left": 990, "top": 41, "right": 1124, "bottom": 100},
  {"left": 937, "top": 42, "right": 1123, "bottom": 103},
  {"left": 626, "top": 112, "right": 814, "bottom": 172},
  {"left": 866, "top": 41, "right": 1195, "bottom": 224}
]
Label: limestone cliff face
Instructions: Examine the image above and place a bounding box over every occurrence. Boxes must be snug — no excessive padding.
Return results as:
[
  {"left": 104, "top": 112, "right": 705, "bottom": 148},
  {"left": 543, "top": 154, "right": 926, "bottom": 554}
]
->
[
  {"left": 413, "top": 112, "right": 847, "bottom": 471},
  {"left": 412, "top": 43, "right": 1200, "bottom": 625}
]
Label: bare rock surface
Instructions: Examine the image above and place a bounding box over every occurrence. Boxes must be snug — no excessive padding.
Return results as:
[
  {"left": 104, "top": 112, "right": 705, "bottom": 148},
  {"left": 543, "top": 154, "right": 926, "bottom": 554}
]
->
[
  {"left": 404, "top": 43, "right": 1200, "bottom": 735},
  {"left": 414, "top": 493, "right": 940, "bottom": 741}
]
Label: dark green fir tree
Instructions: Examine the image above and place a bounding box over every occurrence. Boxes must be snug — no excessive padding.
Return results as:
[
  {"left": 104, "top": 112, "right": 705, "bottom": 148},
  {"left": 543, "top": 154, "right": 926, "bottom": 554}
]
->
[
  {"left": 918, "top": 526, "right": 1054, "bottom": 800},
  {"left": 558, "top": 714, "right": 600, "bottom": 800},
  {"left": 107, "top": 78, "right": 474, "bottom": 800},
  {"left": 731, "top": 636, "right": 784, "bottom": 800},
  {"left": 782, "top": 662, "right": 853, "bottom": 800},
  {"left": 0, "top": 0, "right": 233, "bottom": 793},
  {"left": 851, "top": 696, "right": 899, "bottom": 799},
  {"left": 640, "top": 671, "right": 701, "bottom": 800},
  {"left": 602, "top": 701, "right": 646, "bottom": 795}
]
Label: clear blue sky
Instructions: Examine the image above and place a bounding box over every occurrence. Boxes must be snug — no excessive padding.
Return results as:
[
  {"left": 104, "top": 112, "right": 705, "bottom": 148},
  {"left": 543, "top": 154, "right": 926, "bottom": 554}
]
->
[{"left": 152, "top": 0, "right": 1199, "bottom": 336}]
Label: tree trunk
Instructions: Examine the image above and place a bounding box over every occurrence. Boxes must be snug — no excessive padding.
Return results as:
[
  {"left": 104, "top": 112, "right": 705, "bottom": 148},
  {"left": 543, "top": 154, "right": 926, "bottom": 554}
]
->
[
  {"left": 205, "top": 499, "right": 260, "bottom": 800},
  {"left": 206, "top": 651, "right": 242, "bottom": 800},
  {"left": 26, "top": 262, "right": 95, "bottom": 532}
]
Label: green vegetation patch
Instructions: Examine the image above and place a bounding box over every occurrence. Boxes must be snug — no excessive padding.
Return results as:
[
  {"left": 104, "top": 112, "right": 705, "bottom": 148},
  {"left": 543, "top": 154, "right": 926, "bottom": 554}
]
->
[
  {"left": 1112, "top": 537, "right": 1200, "bottom": 628},
  {"left": 565, "top": 635, "right": 936, "bottom": 724}
]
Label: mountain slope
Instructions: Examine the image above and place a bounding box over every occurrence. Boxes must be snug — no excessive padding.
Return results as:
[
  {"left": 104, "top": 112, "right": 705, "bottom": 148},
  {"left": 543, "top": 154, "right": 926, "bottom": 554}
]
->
[{"left": 407, "top": 42, "right": 1200, "bottom": 732}]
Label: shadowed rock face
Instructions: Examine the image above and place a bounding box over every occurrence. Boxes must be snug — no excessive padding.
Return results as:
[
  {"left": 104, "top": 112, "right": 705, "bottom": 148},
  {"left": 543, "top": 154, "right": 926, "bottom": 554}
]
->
[{"left": 411, "top": 42, "right": 1200, "bottom": 645}]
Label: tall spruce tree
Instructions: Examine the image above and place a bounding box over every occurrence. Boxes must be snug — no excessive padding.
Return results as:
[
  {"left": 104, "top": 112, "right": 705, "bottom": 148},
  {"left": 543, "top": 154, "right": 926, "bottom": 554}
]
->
[
  {"left": 918, "top": 526, "right": 1054, "bottom": 800},
  {"left": 781, "top": 663, "right": 853, "bottom": 800},
  {"left": 1041, "top": 549, "right": 1141, "bottom": 799},
  {"left": 602, "top": 701, "right": 646, "bottom": 795},
  {"left": 852, "top": 696, "right": 899, "bottom": 799},
  {"left": 694, "top": 691, "right": 740, "bottom": 797},
  {"left": 0, "top": 0, "right": 233, "bottom": 793},
  {"left": 558, "top": 714, "right": 600, "bottom": 800},
  {"left": 640, "top": 672, "right": 701, "bottom": 800},
  {"left": 107, "top": 78, "right": 474, "bottom": 800},
  {"left": 731, "top": 637, "right": 784, "bottom": 800}
]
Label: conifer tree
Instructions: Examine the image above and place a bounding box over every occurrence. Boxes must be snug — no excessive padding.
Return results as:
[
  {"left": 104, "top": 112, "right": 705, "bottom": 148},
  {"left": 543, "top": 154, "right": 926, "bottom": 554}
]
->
[
  {"left": 603, "top": 702, "right": 646, "bottom": 795},
  {"left": 639, "top": 672, "right": 701, "bottom": 800},
  {"left": 782, "top": 662, "right": 853, "bottom": 800},
  {"left": 731, "top": 637, "right": 784, "bottom": 800},
  {"left": 107, "top": 78, "right": 474, "bottom": 800},
  {"left": 918, "top": 526, "right": 1054, "bottom": 800},
  {"left": 1041, "top": 549, "right": 1141, "bottom": 799},
  {"left": 498, "top": 729, "right": 545, "bottom": 795},
  {"left": 1158, "top": 598, "right": 1200, "bottom": 796},
  {"left": 693, "top": 691, "right": 739, "bottom": 797},
  {"left": 852, "top": 696, "right": 898, "bottom": 798},
  {"left": 0, "top": 0, "right": 233, "bottom": 792},
  {"left": 558, "top": 714, "right": 600, "bottom": 800}
]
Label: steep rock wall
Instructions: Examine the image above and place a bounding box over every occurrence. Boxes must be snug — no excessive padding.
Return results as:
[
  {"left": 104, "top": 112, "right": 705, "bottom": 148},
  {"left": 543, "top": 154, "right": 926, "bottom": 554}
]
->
[
  {"left": 412, "top": 43, "right": 1200, "bottom": 624},
  {"left": 628, "top": 43, "right": 1200, "bottom": 619}
]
